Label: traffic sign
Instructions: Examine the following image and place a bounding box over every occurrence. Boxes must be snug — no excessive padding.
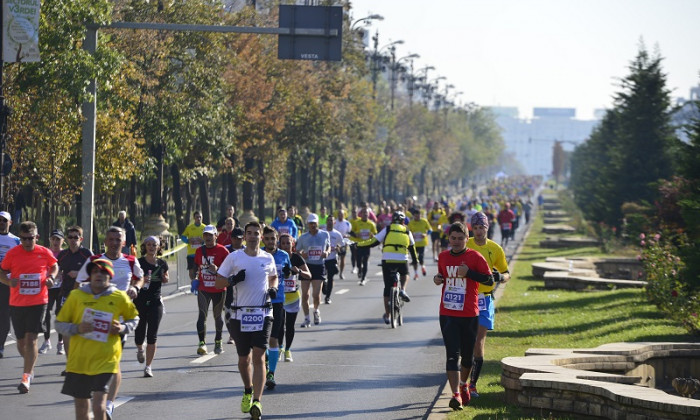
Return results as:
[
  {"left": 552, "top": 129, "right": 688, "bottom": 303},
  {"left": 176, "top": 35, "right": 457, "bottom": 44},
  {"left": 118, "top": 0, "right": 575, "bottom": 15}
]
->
[{"left": 278, "top": 5, "right": 342, "bottom": 61}]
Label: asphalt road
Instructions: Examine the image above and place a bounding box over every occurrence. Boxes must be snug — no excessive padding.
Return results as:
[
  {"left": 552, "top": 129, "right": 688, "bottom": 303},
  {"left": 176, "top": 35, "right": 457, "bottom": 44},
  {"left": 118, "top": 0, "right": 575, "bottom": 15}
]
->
[{"left": 0, "top": 218, "right": 531, "bottom": 420}]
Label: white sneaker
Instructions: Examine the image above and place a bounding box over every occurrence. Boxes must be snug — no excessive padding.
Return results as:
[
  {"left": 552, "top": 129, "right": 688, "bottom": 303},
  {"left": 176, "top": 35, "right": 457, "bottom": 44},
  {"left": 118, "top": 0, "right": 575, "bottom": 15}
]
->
[
  {"left": 300, "top": 318, "right": 311, "bottom": 328},
  {"left": 39, "top": 339, "right": 51, "bottom": 354},
  {"left": 352, "top": 267, "right": 358, "bottom": 274},
  {"left": 137, "top": 349, "right": 145, "bottom": 363},
  {"left": 56, "top": 341, "right": 65, "bottom": 355},
  {"left": 339, "top": 273, "right": 344, "bottom": 280},
  {"left": 313, "top": 310, "right": 321, "bottom": 325},
  {"left": 144, "top": 366, "right": 153, "bottom": 377}
]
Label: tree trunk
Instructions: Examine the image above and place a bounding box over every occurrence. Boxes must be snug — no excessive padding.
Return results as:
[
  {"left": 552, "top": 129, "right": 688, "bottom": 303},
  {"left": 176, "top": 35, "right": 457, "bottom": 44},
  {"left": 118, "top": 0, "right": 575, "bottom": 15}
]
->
[
  {"left": 219, "top": 173, "right": 228, "bottom": 221},
  {"left": 419, "top": 165, "right": 426, "bottom": 196},
  {"left": 242, "top": 156, "right": 255, "bottom": 212},
  {"left": 366, "top": 172, "right": 373, "bottom": 205},
  {"left": 185, "top": 181, "right": 193, "bottom": 225},
  {"left": 170, "top": 163, "right": 186, "bottom": 234},
  {"left": 300, "top": 154, "right": 309, "bottom": 207},
  {"left": 338, "top": 158, "right": 346, "bottom": 205},
  {"left": 288, "top": 159, "right": 297, "bottom": 206},
  {"left": 149, "top": 143, "right": 164, "bottom": 216},
  {"left": 257, "top": 160, "right": 265, "bottom": 221},
  {"left": 310, "top": 154, "right": 317, "bottom": 211},
  {"left": 226, "top": 172, "right": 237, "bottom": 211},
  {"left": 129, "top": 176, "right": 137, "bottom": 226},
  {"left": 198, "top": 174, "right": 211, "bottom": 224}
]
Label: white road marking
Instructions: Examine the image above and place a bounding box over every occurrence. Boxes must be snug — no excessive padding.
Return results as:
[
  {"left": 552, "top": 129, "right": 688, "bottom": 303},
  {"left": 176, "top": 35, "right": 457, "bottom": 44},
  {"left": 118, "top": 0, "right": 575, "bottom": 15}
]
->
[
  {"left": 191, "top": 353, "right": 218, "bottom": 364},
  {"left": 374, "top": 271, "right": 382, "bottom": 276},
  {"left": 114, "top": 396, "right": 135, "bottom": 408},
  {"left": 334, "top": 289, "right": 349, "bottom": 295}
]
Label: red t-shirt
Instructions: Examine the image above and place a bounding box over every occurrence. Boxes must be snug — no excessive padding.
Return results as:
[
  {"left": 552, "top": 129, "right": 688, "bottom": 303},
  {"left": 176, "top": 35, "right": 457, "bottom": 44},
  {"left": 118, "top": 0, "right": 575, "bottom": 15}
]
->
[
  {"left": 217, "top": 229, "right": 232, "bottom": 248},
  {"left": 1, "top": 245, "right": 58, "bottom": 307},
  {"left": 437, "top": 248, "right": 490, "bottom": 317},
  {"left": 195, "top": 244, "right": 229, "bottom": 293},
  {"left": 497, "top": 209, "right": 515, "bottom": 226}
]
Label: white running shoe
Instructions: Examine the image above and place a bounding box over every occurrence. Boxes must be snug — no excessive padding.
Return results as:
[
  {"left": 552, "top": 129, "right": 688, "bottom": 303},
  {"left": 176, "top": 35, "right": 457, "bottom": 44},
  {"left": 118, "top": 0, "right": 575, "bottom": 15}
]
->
[
  {"left": 300, "top": 318, "right": 311, "bottom": 328},
  {"left": 144, "top": 366, "right": 153, "bottom": 377},
  {"left": 56, "top": 341, "right": 65, "bottom": 355},
  {"left": 39, "top": 339, "right": 51, "bottom": 354},
  {"left": 313, "top": 310, "right": 321, "bottom": 325}
]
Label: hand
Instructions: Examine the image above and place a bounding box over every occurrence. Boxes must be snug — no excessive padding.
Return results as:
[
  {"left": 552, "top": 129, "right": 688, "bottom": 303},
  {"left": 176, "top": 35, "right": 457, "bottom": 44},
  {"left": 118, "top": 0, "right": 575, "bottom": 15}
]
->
[
  {"left": 229, "top": 269, "right": 246, "bottom": 286},
  {"left": 190, "top": 280, "right": 199, "bottom": 294},
  {"left": 78, "top": 321, "right": 94, "bottom": 334},
  {"left": 127, "top": 286, "right": 138, "bottom": 299},
  {"left": 457, "top": 263, "right": 469, "bottom": 277},
  {"left": 268, "top": 287, "right": 278, "bottom": 300},
  {"left": 109, "top": 319, "right": 122, "bottom": 335},
  {"left": 45, "top": 277, "right": 55, "bottom": 288},
  {"left": 433, "top": 273, "right": 444, "bottom": 285},
  {"left": 492, "top": 269, "right": 503, "bottom": 283}
]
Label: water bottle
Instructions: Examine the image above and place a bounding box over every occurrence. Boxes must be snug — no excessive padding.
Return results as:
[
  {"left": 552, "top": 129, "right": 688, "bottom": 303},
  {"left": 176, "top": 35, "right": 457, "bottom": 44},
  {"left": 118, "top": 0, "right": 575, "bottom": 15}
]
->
[{"left": 144, "top": 270, "right": 152, "bottom": 290}]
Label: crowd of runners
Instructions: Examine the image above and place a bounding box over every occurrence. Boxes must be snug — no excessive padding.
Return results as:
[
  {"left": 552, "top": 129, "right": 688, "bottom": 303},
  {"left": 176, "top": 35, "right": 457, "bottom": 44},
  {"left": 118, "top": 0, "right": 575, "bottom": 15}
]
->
[{"left": 0, "top": 175, "right": 540, "bottom": 419}]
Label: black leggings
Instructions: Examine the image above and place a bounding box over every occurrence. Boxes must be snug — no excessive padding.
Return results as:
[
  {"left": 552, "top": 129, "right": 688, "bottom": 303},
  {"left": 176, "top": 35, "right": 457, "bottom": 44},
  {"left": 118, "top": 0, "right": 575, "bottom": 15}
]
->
[
  {"left": 135, "top": 301, "right": 164, "bottom": 345},
  {"left": 197, "top": 290, "right": 226, "bottom": 342},
  {"left": 280, "top": 311, "right": 298, "bottom": 350},
  {"left": 356, "top": 247, "right": 370, "bottom": 280},
  {"left": 44, "top": 288, "right": 62, "bottom": 341},
  {"left": 439, "top": 315, "right": 478, "bottom": 371},
  {"left": 324, "top": 259, "right": 338, "bottom": 298}
]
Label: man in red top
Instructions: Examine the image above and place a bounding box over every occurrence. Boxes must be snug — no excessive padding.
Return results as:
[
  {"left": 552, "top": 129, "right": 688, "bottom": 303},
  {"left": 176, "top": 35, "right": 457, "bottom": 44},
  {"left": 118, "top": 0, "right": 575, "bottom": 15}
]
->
[
  {"left": 0, "top": 221, "right": 59, "bottom": 393},
  {"left": 194, "top": 225, "right": 230, "bottom": 356},
  {"left": 497, "top": 203, "right": 516, "bottom": 247},
  {"left": 433, "top": 222, "right": 493, "bottom": 410}
]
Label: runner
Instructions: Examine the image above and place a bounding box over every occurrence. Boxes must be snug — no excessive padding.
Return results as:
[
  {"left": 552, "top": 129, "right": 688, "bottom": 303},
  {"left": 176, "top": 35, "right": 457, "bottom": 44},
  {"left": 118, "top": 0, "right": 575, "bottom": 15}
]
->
[
  {"left": 75, "top": 226, "right": 144, "bottom": 418},
  {"left": 194, "top": 225, "right": 229, "bottom": 355},
  {"left": 349, "top": 208, "right": 377, "bottom": 285},
  {"left": 427, "top": 202, "right": 446, "bottom": 261},
  {"left": 0, "top": 211, "right": 19, "bottom": 359},
  {"left": 224, "top": 227, "right": 246, "bottom": 345},
  {"left": 217, "top": 204, "right": 240, "bottom": 232},
  {"left": 0, "top": 221, "right": 59, "bottom": 393},
  {"left": 333, "top": 209, "right": 352, "bottom": 280},
  {"left": 288, "top": 206, "right": 304, "bottom": 237},
  {"left": 56, "top": 226, "right": 93, "bottom": 361},
  {"left": 181, "top": 211, "right": 205, "bottom": 291},
  {"left": 112, "top": 211, "right": 137, "bottom": 255},
  {"left": 55, "top": 258, "right": 139, "bottom": 420},
  {"left": 407, "top": 209, "right": 432, "bottom": 280},
  {"left": 215, "top": 221, "right": 278, "bottom": 420},
  {"left": 270, "top": 207, "right": 298, "bottom": 239},
  {"left": 295, "top": 214, "right": 330, "bottom": 327},
  {"left": 39, "top": 229, "right": 65, "bottom": 354},
  {"left": 278, "top": 234, "right": 310, "bottom": 363},
  {"left": 466, "top": 212, "right": 510, "bottom": 398},
  {"left": 323, "top": 215, "right": 343, "bottom": 304},
  {"left": 318, "top": 206, "right": 329, "bottom": 226},
  {"left": 497, "top": 203, "right": 516, "bottom": 247},
  {"left": 433, "top": 222, "right": 494, "bottom": 410},
  {"left": 356, "top": 212, "right": 417, "bottom": 325},
  {"left": 217, "top": 217, "right": 235, "bottom": 250},
  {"left": 261, "top": 226, "right": 291, "bottom": 390},
  {"left": 134, "top": 236, "right": 169, "bottom": 377}
]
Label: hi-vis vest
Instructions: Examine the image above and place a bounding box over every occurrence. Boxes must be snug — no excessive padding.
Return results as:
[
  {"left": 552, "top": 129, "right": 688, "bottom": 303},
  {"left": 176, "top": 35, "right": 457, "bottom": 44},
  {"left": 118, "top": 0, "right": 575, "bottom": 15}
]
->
[{"left": 382, "top": 223, "right": 410, "bottom": 254}]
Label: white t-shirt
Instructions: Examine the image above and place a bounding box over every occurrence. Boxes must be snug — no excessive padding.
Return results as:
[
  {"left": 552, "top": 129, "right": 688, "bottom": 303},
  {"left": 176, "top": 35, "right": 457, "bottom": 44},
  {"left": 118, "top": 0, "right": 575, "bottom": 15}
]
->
[
  {"left": 217, "top": 249, "right": 276, "bottom": 320},
  {"left": 334, "top": 219, "right": 352, "bottom": 237},
  {"left": 325, "top": 228, "right": 344, "bottom": 261},
  {"left": 76, "top": 253, "right": 144, "bottom": 291}
]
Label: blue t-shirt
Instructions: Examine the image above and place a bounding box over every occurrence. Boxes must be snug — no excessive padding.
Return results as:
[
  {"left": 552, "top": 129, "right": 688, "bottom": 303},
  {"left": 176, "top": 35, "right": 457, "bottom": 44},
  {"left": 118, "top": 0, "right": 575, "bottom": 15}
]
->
[
  {"left": 270, "top": 248, "right": 291, "bottom": 304},
  {"left": 270, "top": 218, "right": 298, "bottom": 239}
]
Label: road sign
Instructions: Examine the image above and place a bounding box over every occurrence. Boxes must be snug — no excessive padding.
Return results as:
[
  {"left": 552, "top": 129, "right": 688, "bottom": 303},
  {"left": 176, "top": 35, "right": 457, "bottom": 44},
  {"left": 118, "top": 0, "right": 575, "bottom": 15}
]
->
[{"left": 278, "top": 5, "right": 342, "bottom": 61}]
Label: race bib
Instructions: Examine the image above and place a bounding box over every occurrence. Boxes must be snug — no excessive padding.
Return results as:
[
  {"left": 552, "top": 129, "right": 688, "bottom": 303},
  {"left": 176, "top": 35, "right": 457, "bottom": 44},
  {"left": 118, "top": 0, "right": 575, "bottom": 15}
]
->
[
  {"left": 442, "top": 285, "right": 466, "bottom": 311},
  {"left": 203, "top": 280, "right": 216, "bottom": 288},
  {"left": 240, "top": 308, "right": 265, "bottom": 332},
  {"left": 501, "top": 223, "right": 512, "bottom": 230},
  {"left": 308, "top": 246, "right": 323, "bottom": 261},
  {"left": 81, "top": 308, "right": 113, "bottom": 342},
  {"left": 360, "top": 229, "right": 370, "bottom": 240},
  {"left": 478, "top": 293, "right": 487, "bottom": 311},
  {"left": 19, "top": 273, "right": 41, "bottom": 295},
  {"left": 279, "top": 226, "right": 290, "bottom": 234},
  {"left": 414, "top": 232, "right": 424, "bottom": 241},
  {"left": 190, "top": 237, "right": 203, "bottom": 249},
  {"left": 284, "top": 277, "right": 297, "bottom": 292}
]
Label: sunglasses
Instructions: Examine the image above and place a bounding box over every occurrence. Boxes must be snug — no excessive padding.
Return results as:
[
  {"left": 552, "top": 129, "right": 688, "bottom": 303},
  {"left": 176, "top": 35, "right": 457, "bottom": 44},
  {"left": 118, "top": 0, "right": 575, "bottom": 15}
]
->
[{"left": 67, "top": 236, "right": 80, "bottom": 240}]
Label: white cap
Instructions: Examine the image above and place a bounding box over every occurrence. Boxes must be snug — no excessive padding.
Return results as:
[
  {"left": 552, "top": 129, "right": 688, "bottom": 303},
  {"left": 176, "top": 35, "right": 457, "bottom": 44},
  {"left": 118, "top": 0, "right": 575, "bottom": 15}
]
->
[
  {"left": 203, "top": 225, "right": 217, "bottom": 235},
  {"left": 0, "top": 211, "right": 10, "bottom": 222},
  {"left": 307, "top": 213, "right": 319, "bottom": 224}
]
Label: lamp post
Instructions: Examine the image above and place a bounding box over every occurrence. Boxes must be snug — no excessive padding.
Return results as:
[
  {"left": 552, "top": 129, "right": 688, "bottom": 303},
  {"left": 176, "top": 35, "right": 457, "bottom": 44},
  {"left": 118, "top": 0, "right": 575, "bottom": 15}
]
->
[
  {"left": 390, "top": 51, "right": 420, "bottom": 110},
  {"left": 351, "top": 14, "right": 383, "bottom": 30},
  {"left": 371, "top": 33, "right": 403, "bottom": 98},
  {"left": 408, "top": 65, "right": 434, "bottom": 107}
]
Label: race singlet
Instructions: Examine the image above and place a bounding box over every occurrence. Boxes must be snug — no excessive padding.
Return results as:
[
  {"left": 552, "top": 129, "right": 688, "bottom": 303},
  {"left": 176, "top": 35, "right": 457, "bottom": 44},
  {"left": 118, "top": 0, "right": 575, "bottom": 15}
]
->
[
  {"left": 240, "top": 308, "right": 265, "bottom": 332},
  {"left": 81, "top": 308, "right": 113, "bottom": 342},
  {"left": 19, "top": 273, "right": 41, "bottom": 295}
]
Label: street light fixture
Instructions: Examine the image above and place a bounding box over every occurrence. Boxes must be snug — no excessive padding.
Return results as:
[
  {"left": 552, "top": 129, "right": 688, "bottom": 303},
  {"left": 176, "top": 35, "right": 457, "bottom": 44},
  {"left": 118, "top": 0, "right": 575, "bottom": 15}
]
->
[
  {"left": 351, "top": 14, "right": 384, "bottom": 30},
  {"left": 371, "top": 34, "right": 405, "bottom": 97},
  {"left": 391, "top": 52, "right": 420, "bottom": 109}
]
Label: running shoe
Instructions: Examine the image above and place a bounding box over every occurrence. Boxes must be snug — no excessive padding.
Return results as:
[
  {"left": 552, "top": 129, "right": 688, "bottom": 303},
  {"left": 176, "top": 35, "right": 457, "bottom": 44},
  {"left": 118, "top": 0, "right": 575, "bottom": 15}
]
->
[
  {"left": 137, "top": 348, "right": 145, "bottom": 363},
  {"left": 144, "top": 366, "right": 153, "bottom": 377},
  {"left": 241, "top": 393, "right": 253, "bottom": 413},
  {"left": 39, "top": 339, "right": 51, "bottom": 354},
  {"left": 325, "top": 296, "right": 332, "bottom": 304},
  {"left": 448, "top": 395, "right": 463, "bottom": 411},
  {"left": 56, "top": 341, "right": 65, "bottom": 355},
  {"left": 313, "top": 310, "right": 321, "bottom": 325},
  {"left": 359, "top": 279, "right": 366, "bottom": 286},
  {"left": 197, "top": 341, "right": 208, "bottom": 355},
  {"left": 300, "top": 318, "right": 311, "bottom": 328},
  {"left": 18, "top": 373, "right": 31, "bottom": 394},
  {"left": 284, "top": 350, "right": 293, "bottom": 362},
  {"left": 0, "top": 348, "right": 4, "bottom": 358},
  {"left": 352, "top": 267, "right": 358, "bottom": 274},
  {"left": 227, "top": 336, "right": 235, "bottom": 344},
  {"left": 399, "top": 290, "right": 411, "bottom": 302},
  {"left": 422, "top": 266, "right": 427, "bottom": 276},
  {"left": 469, "top": 383, "right": 479, "bottom": 398},
  {"left": 266, "top": 372, "right": 276, "bottom": 390},
  {"left": 105, "top": 403, "right": 114, "bottom": 420},
  {"left": 249, "top": 400, "right": 262, "bottom": 420},
  {"left": 214, "top": 340, "right": 223, "bottom": 354},
  {"left": 339, "top": 273, "right": 344, "bottom": 280},
  {"left": 461, "top": 384, "right": 472, "bottom": 406},
  {"left": 413, "top": 273, "right": 419, "bottom": 281},
  {"left": 382, "top": 313, "right": 390, "bottom": 325}
]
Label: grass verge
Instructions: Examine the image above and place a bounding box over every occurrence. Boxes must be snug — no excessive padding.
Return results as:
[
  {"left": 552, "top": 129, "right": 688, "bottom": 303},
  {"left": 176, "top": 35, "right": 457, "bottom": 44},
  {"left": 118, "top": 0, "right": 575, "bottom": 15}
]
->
[{"left": 448, "top": 205, "right": 697, "bottom": 420}]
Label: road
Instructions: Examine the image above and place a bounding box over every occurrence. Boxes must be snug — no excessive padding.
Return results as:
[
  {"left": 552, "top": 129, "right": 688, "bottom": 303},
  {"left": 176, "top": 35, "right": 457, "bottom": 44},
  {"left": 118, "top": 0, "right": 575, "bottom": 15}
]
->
[{"left": 0, "top": 220, "right": 530, "bottom": 420}]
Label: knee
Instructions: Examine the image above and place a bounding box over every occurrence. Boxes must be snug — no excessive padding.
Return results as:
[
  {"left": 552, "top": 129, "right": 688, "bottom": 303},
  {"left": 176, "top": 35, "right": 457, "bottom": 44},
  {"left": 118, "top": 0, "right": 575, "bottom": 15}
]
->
[
  {"left": 446, "top": 356, "right": 460, "bottom": 371},
  {"left": 461, "top": 358, "right": 473, "bottom": 370}
]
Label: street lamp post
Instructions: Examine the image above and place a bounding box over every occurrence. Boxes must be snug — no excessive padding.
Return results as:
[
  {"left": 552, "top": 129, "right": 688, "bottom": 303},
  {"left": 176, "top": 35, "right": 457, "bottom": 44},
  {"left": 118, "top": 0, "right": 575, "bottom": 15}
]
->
[
  {"left": 407, "top": 65, "right": 434, "bottom": 107},
  {"left": 390, "top": 50, "right": 419, "bottom": 110},
  {"left": 371, "top": 33, "right": 403, "bottom": 98}
]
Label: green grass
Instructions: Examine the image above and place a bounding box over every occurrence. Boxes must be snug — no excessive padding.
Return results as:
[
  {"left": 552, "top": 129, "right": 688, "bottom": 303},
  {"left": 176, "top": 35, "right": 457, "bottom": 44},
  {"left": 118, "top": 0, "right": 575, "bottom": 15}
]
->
[{"left": 448, "top": 208, "right": 697, "bottom": 420}]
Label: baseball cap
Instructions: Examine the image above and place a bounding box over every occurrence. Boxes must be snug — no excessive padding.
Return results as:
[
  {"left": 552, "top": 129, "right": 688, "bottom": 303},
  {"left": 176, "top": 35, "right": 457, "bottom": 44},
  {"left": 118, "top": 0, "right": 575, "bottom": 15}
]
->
[
  {"left": 0, "top": 211, "right": 10, "bottom": 222},
  {"left": 203, "top": 225, "right": 217, "bottom": 235},
  {"left": 231, "top": 227, "right": 244, "bottom": 238},
  {"left": 50, "top": 229, "right": 64, "bottom": 239},
  {"left": 307, "top": 213, "right": 319, "bottom": 224}
]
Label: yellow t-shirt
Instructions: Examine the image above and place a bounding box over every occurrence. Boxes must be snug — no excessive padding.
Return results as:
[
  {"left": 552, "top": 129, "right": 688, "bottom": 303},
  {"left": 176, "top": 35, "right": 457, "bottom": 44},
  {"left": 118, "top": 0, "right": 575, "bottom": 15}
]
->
[
  {"left": 57, "top": 288, "right": 139, "bottom": 375},
  {"left": 407, "top": 218, "right": 432, "bottom": 248},
  {"left": 466, "top": 238, "right": 508, "bottom": 293},
  {"left": 182, "top": 223, "right": 206, "bottom": 256},
  {"left": 351, "top": 219, "right": 377, "bottom": 242},
  {"left": 427, "top": 209, "right": 446, "bottom": 230}
]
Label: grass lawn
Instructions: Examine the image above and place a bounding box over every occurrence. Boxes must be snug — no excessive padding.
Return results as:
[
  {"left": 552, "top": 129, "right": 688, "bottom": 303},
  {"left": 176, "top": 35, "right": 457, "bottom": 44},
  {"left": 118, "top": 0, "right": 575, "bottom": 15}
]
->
[{"left": 448, "top": 208, "right": 698, "bottom": 420}]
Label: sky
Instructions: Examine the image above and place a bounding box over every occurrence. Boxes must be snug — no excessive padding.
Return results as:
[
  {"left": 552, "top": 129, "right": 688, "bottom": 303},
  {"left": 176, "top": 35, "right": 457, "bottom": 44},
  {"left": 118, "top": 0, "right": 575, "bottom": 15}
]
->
[{"left": 347, "top": 0, "right": 700, "bottom": 119}]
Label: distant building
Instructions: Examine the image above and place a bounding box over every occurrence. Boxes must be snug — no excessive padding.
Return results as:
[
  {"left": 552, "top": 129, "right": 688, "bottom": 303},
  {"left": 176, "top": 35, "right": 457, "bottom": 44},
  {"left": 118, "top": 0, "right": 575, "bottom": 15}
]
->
[
  {"left": 488, "top": 107, "right": 600, "bottom": 176},
  {"left": 672, "top": 86, "right": 700, "bottom": 142}
]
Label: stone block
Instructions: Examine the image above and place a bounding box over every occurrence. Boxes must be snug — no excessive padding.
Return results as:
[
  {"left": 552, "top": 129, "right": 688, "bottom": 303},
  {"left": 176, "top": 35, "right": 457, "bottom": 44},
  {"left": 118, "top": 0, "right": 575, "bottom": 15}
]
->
[
  {"left": 552, "top": 399, "right": 573, "bottom": 412},
  {"left": 530, "top": 396, "right": 552, "bottom": 409}
]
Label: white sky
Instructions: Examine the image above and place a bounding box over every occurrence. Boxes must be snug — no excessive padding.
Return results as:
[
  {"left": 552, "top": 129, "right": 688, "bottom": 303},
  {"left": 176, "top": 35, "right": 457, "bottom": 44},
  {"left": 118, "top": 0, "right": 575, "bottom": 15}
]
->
[{"left": 348, "top": 0, "right": 700, "bottom": 119}]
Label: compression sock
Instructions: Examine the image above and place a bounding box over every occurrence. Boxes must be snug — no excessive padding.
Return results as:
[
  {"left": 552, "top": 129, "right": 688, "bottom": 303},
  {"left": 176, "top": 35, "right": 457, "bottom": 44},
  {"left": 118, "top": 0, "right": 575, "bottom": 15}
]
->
[
  {"left": 244, "top": 387, "right": 253, "bottom": 395},
  {"left": 268, "top": 347, "right": 279, "bottom": 373},
  {"left": 471, "top": 357, "right": 484, "bottom": 385}
]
